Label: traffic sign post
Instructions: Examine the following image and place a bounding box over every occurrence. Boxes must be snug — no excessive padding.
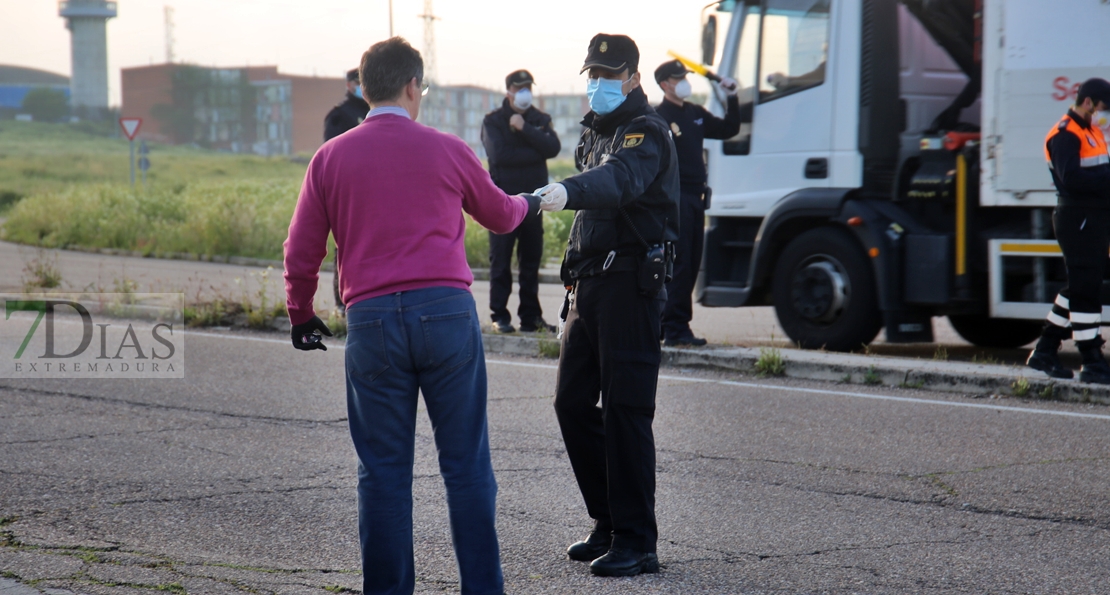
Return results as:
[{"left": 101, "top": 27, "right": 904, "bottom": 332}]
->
[
  {"left": 138, "top": 140, "right": 150, "bottom": 186},
  {"left": 118, "top": 118, "right": 143, "bottom": 187}
]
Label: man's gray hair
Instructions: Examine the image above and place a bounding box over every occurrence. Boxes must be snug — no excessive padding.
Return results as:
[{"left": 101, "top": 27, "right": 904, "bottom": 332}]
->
[{"left": 359, "top": 37, "right": 424, "bottom": 104}]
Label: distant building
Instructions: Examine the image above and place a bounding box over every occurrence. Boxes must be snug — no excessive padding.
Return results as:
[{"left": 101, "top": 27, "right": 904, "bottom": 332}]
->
[
  {"left": 419, "top": 85, "right": 587, "bottom": 160},
  {"left": 535, "top": 94, "right": 589, "bottom": 160},
  {"left": 0, "top": 65, "right": 71, "bottom": 118},
  {"left": 121, "top": 63, "right": 344, "bottom": 155},
  {"left": 59, "top": 0, "right": 117, "bottom": 115}
]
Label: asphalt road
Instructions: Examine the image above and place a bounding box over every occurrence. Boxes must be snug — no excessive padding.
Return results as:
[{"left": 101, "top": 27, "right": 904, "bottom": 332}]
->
[{"left": 2, "top": 325, "right": 1109, "bottom": 594}]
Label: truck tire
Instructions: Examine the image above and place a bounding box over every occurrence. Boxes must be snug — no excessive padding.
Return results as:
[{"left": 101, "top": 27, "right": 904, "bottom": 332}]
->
[
  {"left": 772, "top": 226, "right": 882, "bottom": 352},
  {"left": 947, "top": 315, "right": 1042, "bottom": 349}
]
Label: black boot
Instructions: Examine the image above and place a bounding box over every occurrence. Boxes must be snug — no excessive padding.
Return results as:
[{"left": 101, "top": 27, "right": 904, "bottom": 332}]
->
[
  {"left": 567, "top": 530, "right": 612, "bottom": 562},
  {"left": 589, "top": 548, "right": 659, "bottom": 577},
  {"left": 1078, "top": 337, "right": 1110, "bottom": 384},
  {"left": 1026, "top": 330, "right": 1074, "bottom": 379}
]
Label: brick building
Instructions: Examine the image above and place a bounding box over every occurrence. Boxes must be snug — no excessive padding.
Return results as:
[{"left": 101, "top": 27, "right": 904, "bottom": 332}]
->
[{"left": 121, "top": 63, "right": 344, "bottom": 155}]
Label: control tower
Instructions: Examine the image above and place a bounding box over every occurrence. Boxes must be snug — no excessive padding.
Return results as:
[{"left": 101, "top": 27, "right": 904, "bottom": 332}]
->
[{"left": 58, "top": 0, "right": 117, "bottom": 112}]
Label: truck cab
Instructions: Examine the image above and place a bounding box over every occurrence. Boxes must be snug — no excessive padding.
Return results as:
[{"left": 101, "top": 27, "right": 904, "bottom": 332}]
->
[{"left": 698, "top": 0, "right": 1110, "bottom": 351}]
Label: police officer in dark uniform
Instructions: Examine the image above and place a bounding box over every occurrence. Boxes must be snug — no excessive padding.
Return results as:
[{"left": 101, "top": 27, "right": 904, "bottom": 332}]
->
[
  {"left": 324, "top": 69, "right": 369, "bottom": 142},
  {"left": 1027, "top": 78, "right": 1110, "bottom": 383},
  {"left": 481, "top": 69, "right": 562, "bottom": 333},
  {"left": 653, "top": 59, "right": 742, "bottom": 346},
  {"left": 323, "top": 68, "right": 370, "bottom": 313},
  {"left": 533, "top": 33, "right": 679, "bottom": 577}
]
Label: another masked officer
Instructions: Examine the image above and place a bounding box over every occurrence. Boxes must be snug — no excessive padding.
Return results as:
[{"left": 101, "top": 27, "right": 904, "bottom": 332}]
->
[
  {"left": 481, "top": 69, "right": 562, "bottom": 333},
  {"left": 653, "top": 59, "right": 742, "bottom": 346},
  {"left": 534, "top": 33, "right": 679, "bottom": 577},
  {"left": 325, "top": 69, "right": 369, "bottom": 142},
  {"left": 323, "top": 68, "right": 369, "bottom": 313},
  {"left": 1027, "top": 78, "right": 1110, "bottom": 383}
]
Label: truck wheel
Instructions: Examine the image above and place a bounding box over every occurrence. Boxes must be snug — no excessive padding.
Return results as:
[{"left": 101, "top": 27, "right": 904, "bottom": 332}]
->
[
  {"left": 772, "top": 227, "right": 882, "bottom": 352},
  {"left": 947, "top": 315, "right": 1043, "bottom": 349}
]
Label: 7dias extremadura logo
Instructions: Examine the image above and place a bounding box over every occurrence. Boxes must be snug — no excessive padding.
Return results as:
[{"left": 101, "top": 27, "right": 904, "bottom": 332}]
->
[{"left": 2, "top": 293, "right": 185, "bottom": 379}]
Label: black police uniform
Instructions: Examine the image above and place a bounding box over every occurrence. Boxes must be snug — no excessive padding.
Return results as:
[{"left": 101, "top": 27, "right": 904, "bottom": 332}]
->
[
  {"left": 1029, "top": 103, "right": 1110, "bottom": 381},
  {"left": 481, "top": 86, "right": 561, "bottom": 330},
  {"left": 554, "top": 81, "right": 680, "bottom": 557},
  {"left": 323, "top": 71, "right": 368, "bottom": 312},
  {"left": 324, "top": 93, "right": 368, "bottom": 142},
  {"left": 654, "top": 65, "right": 742, "bottom": 344}
]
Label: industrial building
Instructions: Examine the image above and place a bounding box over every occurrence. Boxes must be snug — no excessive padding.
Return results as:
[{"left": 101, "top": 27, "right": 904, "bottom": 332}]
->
[
  {"left": 0, "top": 65, "right": 71, "bottom": 119},
  {"left": 121, "top": 63, "right": 343, "bottom": 155}
]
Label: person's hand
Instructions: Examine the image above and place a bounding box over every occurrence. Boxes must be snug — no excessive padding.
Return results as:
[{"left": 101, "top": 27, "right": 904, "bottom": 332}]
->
[
  {"left": 509, "top": 114, "right": 525, "bottom": 131},
  {"left": 291, "top": 315, "right": 333, "bottom": 351},
  {"left": 535, "top": 183, "right": 567, "bottom": 212},
  {"left": 719, "top": 76, "right": 739, "bottom": 95},
  {"left": 766, "top": 72, "right": 787, "bottom": 90}
]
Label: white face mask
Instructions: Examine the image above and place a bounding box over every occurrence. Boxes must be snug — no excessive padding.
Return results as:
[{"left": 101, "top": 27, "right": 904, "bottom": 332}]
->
[
  {"left": 674, "top": 79, "right": 692, "bottom": 100},
  {"left": 513, "top": 88, "right": 533, "bottom": 110},
  {"left": 1093, "top": 111, "right": 1108, "bottom": 130}
]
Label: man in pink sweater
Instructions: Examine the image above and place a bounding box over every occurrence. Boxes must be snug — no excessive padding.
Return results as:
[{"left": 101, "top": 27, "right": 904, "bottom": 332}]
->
[{"left": 283, "top": 37, "right": 538, "bottom": 595}]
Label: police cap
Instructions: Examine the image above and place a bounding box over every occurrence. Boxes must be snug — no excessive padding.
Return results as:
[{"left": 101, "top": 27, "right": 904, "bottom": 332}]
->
[
  {"left": 346, "top": 68, "right": 359, "bottom": 83},
  {"left": 580, "top": 33, "right": 639, "bottom": 74},
  {"left": 505, "top": 69, "right": 534, "bottom": 89},
  {"left": 1078, "top": 78, "right": 1110, "bottom": 106},
  {"left": 654, "top": 60, "right": 689, "bottom": 84}
]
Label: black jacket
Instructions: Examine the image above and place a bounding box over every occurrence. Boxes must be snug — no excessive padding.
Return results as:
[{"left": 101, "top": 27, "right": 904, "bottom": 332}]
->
[
  {"left": 481, "top": 99, "right": 561, "bottom": 194},
  {"left": 560, "top": 86, "right": 680, "bottom": 279},
  {"left": 1048, "top": 109, "right": 1110, "bottom": 207},
  {"left": 324, "top": 93, "right": 369, "bottom": 141},
  {"left": 654, "top": 94, "right": 742, "bottom": 189}
]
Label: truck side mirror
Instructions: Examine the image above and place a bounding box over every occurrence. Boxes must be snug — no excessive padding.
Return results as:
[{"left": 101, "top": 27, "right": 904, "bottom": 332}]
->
[{"left": 702, "top": 15, "right": 718, "bottom": 66}]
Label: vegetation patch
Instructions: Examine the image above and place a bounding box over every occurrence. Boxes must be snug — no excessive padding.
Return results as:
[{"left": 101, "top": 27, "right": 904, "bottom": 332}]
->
[{"left": 755, "top": 347, "right": 786, "bottom": 377}]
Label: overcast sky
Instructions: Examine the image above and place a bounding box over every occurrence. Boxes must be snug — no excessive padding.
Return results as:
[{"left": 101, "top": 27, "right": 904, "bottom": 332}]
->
[{"left": 0, "top": 0, "right": 717, "bottom": 106}]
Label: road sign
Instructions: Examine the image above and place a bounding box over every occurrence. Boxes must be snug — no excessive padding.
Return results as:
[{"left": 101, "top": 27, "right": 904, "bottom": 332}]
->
[
  {"left": 138, "top": 140, "right": 149, "bottom": 155},
  {"left": 119, "top": 118, "right": 142, "bottom": 140},
  {"left": 138, "top": 157, "right": 150, "bottom": 171}
]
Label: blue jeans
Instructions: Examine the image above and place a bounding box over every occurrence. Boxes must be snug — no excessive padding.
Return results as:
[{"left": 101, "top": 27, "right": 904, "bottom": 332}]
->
[{"left": 345, "top": 287, "right": 502, "bottom": 595}]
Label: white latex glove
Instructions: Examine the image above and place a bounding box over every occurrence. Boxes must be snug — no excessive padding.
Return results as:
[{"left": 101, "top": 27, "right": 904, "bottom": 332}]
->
[
  {"left": 719, "top": 76, "right": 739, "bottom": 95},
  {"left": 535, "top": 183, "right": 567, "bottom": 212},
  {"left": 766, "top": 72, "right": 787, "bottom": 90}
]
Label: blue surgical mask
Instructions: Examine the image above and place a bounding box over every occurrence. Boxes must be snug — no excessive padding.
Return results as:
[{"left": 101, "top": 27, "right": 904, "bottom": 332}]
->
[
  {"left": 587, "top": 77, "right": 627, "bottom": 116},
  {"left": 353, "top": 86, "right": 363, "bottom": 99}
]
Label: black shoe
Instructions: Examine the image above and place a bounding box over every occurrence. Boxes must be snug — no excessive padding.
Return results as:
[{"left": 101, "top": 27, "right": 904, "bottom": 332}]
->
[
  {"left": 519, "top": 317, "right": 557, "bottom": 333},
  {"left": 567, "top": 531, "right": 612, "bottom": 562},
  {"left": 663, "top": 335, "right": 708, "bottom": 347},
  {"left": 589, "top": 548, "right": 659, "bottom": 577},
  {"left": 1080, "top": 360, "right": 1110, "bottom": 384},
  {"left": 491, "top": 320, "right": 515, "bottom": 334},
  {"left": 1026, "top": 349, "right": 1074, "bottom": 379}
]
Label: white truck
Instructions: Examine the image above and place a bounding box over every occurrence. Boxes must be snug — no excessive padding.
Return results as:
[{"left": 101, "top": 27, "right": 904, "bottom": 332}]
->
[{"left": 697, "top": 0, "right": 1110, "bottom": 351}]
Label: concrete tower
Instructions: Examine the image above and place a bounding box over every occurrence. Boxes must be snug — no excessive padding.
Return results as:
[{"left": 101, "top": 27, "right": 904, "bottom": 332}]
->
[{"left": 59, "top": 0, "right": 118, "bottom": 112}]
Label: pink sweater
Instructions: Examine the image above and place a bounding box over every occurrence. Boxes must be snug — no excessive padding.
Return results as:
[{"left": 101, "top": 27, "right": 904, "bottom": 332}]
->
[{"left": 284, "top": 113, "right": 530, "bottom": 325}]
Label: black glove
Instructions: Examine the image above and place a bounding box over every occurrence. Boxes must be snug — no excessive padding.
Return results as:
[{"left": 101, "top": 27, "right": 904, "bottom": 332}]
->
[{"left": 291, "top": 315, "right": 334, "bottom": 351}]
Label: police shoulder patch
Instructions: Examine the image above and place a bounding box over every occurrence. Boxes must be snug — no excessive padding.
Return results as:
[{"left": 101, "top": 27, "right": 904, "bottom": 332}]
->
[{"left": 623, "top": 133, "right": 645, "bottom": 148}]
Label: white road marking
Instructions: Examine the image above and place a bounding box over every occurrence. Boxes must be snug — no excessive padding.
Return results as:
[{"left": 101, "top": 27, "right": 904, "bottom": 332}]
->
[{"left": 184, "top": 331, "right": 1110, "bottom": 421}]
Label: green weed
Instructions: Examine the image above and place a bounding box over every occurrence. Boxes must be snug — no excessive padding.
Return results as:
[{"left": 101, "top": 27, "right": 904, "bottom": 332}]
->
[
  {"left": 755, "top": 347, "right": 786, "bottom": 377},
  {"left": 1039, "top": 384, "right": 1055, "bottom": 400},
  {"left": 1012, "top": 376, "right": 1031, "bottom": 397},
  {"left": 21, "top": 252, "right": 63, "bottom": 292},
  {"left": 863, "top": 366, "right": 882, "bottom": 385},
  {"left": 933, "top": 346, "right": 948, "bottom": 361},
  {"left": 538, "top": 337, "right": 561, "bottom": 359},
  {"left": 323, "top": 586, "right": 356, "bottom": 594}
]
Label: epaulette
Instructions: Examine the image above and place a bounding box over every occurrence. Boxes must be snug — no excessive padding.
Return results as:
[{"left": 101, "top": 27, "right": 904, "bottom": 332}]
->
[{"left": 1059, "top": 118, "right": 1070, "bottom": 130}]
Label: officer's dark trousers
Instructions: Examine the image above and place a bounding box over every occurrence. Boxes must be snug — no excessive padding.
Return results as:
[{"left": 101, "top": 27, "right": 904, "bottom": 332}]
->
[
  {"left": 489, "top": 209, "right": 543, "bottom": 324},
  {"left": 554, "top": 270, "right": 661, "bottom": 553},
  {"left": 662, "top": 187, "right": 705, "bottom": 341},
  {"left": 1043, "top": 206, "right": 1110, "bottom": 345}
]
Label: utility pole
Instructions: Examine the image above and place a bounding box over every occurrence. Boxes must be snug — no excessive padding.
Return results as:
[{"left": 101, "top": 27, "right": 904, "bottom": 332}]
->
[
  {"left": 164, "top": 5, "right": 176, "bottom": 63},
  {"left": 388, "top": 0, "right": 393, "bottom": 37}
]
